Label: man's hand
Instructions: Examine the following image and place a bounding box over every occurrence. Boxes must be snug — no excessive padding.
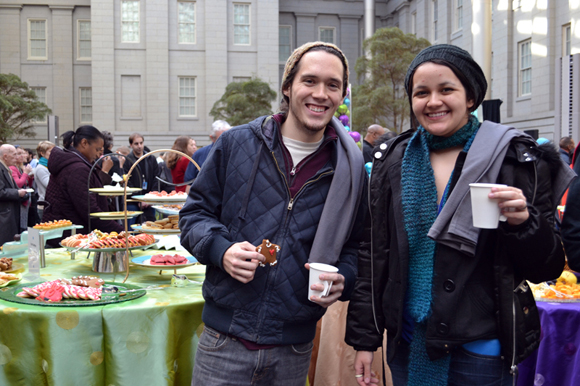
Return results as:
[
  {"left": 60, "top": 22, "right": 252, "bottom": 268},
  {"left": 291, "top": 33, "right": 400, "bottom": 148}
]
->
[
  {"left": 354, "top": 351, "right": 379, "bottom": 385},
  {"left": 18, "top": 189, "right": 27, "bottom": 198},
  {"left": 223, "top": 242, "right": 265, "bottom": 283},
  {"left": 305, "top": 263, "right": 345, "bottom": 308}
]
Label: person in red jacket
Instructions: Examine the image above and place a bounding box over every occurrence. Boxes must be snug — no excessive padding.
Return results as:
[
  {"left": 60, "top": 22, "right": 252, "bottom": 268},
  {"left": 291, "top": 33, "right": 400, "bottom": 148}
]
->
[{"left": 166, "top": 136, "right": 196, "bottom": 192}]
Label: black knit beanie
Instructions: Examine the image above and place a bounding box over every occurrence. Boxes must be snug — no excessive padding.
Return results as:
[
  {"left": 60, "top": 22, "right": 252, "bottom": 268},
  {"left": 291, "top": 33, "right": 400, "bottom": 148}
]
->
[{"left": 404, "top": 44, "right": 488, "bottom": 110}]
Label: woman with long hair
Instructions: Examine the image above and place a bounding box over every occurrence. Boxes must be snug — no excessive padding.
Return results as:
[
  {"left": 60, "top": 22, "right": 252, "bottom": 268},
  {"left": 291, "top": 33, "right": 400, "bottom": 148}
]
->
[
  {"left": 43, "top": 125, "right": 123, "bottom": 245},
  {"left": 166, "top": 136, "right": 196, "bottom": 192},
  {"left": 345, "top": 45, "right": 574, "bottom": 386}
]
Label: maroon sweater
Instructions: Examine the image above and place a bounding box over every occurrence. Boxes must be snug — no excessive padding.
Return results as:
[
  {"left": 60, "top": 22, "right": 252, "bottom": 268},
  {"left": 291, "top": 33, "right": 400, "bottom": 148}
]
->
[{"left": 272, "top": 114, "right": 336, "bottom": 198}]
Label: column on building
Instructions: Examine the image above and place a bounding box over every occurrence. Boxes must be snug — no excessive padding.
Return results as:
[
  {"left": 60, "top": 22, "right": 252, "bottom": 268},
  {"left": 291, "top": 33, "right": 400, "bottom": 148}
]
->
[
  {"left": 256, "top": 0, "right": 280, "bottom": 97},
  {"left": 204, "top": 1, "right": 228, "bottom": 128},
  {"left": 91, "top": 0, "right": 115, "bottom": 132},
  {"left": 339, "top": 14, "right": 361, "bottom": 77},
  {"left": 0, "top": 5, "right": 22, "bottom": 76},
  {"left": 50, "top": 5, "right": 75, "bottom": 132},
  {"left": 472, "top": 0, "right": 492, "bottom": 100},
  {"left": 145, "top": 0, "right": 169, "bottom": 133},
  {"left": 295, "top": 13, "right": 316, "bottom": 47}
]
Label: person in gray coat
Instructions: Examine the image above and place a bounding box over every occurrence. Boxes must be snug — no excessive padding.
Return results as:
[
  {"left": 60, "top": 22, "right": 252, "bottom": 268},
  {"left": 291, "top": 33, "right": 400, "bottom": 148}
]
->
[{"left": 0, "top": 144, "right": 28, "bottom": 245}]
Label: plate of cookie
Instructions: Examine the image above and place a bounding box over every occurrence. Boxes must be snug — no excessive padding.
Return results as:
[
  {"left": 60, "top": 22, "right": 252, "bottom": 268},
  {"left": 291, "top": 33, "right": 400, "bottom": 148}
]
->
[
  {"left": 0, "top": 258, "right": 25, "bottom": 274},
  {"left": 131, "top": 215, "right": 180, "bottom": 234},
  {"left": 0, "top": 272, "right": 22, "bottom": 288},
  {"left": 152, "top": 204, "right": 183, "bottom": 216},
  {"left": 90, "top": 211, "right": 143, "bottom": 220}
]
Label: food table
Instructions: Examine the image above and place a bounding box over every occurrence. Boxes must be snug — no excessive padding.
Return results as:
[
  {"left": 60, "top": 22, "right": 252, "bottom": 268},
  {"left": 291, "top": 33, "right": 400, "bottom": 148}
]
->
[
  {"left": 517, "top": 300, "right": 580, "bottom": 386},
  {"left": 0, "top": 247, "right": 205, "bottom": 386}
]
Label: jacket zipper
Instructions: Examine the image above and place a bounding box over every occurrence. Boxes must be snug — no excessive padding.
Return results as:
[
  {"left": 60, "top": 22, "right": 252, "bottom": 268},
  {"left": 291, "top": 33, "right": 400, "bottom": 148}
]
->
[
  {"left": 510, "top": 280, "right": 518, "bottom": 382},
  {"left": 368, "top": 160, "right": 382, "bottom": 335},
  {"left": 271, "top": 151, "right": 333, "bottom": 211}
]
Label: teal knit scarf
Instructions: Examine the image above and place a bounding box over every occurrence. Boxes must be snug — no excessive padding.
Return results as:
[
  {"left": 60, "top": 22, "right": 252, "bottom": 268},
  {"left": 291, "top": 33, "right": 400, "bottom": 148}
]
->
[
  {"left": 39, "top": 157, "right": 48, "bottom": 167},
  {"left": 401, "top": 115, "right": 480, "bottom": 385}
]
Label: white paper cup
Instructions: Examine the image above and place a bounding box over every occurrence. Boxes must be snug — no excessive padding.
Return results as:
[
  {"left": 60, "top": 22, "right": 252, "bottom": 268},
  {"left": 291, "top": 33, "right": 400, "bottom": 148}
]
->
[
  {"left": 469, "top": 183, "right": 508, "bottom": 229},
  {"left": 308, "top": 263, "right": 338, "bottom": 301}
]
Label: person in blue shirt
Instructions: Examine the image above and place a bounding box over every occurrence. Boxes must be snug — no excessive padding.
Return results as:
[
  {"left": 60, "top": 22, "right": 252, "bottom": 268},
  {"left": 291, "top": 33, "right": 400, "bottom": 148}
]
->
[{"left": 183, "top": 120, "right": 231, "bottom": 193}]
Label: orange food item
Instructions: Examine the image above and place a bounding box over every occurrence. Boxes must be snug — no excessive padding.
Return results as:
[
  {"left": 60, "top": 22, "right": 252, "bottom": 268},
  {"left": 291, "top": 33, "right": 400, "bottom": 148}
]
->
[{"left": 34, "top": 220, "right": 72, "bottom": 230}]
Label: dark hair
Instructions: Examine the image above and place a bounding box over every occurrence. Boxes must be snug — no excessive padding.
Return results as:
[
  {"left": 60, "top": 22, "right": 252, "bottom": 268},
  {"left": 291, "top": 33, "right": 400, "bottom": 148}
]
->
[
  {"left": 129, "top": 132, "right": 144, "bottom": 145},
  {"left": 166, "top": 136, "right": 192, "bottom": 170},
  {"left": 102, "top": 131, "right": 114, "bottom": 151},
  {"left": 279, "top": 45, "right": 349, "bottom": 113},
  {"left": 62, "top": 125, "right": 104, "bottom": 150}
]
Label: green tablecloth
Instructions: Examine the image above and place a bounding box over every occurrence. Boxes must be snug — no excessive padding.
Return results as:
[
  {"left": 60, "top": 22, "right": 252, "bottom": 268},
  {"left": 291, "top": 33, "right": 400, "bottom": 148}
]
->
[{"left": 0, "top": 248, "right": 205, "bottom": 385}]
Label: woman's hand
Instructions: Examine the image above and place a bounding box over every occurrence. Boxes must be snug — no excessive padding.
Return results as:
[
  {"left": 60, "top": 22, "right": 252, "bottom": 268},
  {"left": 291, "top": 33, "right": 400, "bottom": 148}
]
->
[
  {"left": 354, "top": 351, "right": 379, "bottom": 385},
  {"left": 101, "top": 156, "right": 113, "bottom": 173},
  {"left": 489, "top": 186, "right": 529, "bottom": 226}
]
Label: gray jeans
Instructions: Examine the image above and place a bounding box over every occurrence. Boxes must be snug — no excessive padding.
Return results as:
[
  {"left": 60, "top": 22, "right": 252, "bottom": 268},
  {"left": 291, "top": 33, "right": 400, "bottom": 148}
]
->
[{"left": 191, "top": 325, "right": 312, "bottom": 386}]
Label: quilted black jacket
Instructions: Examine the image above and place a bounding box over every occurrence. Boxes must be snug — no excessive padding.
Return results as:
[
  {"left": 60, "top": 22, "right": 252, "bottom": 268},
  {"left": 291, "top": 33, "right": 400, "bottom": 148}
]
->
[
  {"left": 345, "top": 131, "right": 567, "bottom": 366},
  {"left": 180, "top": 115, "right": 366, "bottom": 345}
]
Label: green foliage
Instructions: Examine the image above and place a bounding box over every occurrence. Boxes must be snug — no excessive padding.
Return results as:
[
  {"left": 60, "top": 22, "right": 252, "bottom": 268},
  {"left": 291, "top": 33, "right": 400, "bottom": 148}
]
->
[
  {"left": 0, "top": 73, "right": 51, "bottom": 144},
  {"left": 353, "top": 27, "right": 430, "bottom": 133},
  {"left": 210, "top": 77, "right": 277, "bottom": 126}
]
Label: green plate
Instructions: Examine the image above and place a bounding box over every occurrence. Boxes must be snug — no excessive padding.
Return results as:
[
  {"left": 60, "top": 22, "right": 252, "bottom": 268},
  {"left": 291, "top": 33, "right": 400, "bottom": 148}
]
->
[
  {"left": 0, "top": 281, "right": 146, "bottom": 307},
  {"left": 0, "top": 273, "right": 22, "bottom": 288}
]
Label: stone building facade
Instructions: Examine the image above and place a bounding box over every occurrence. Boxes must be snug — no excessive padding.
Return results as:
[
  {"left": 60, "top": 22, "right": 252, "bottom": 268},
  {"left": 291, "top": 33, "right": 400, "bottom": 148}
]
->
[{"left": 0, "top": 0, "right": 577, "bottom": 148}]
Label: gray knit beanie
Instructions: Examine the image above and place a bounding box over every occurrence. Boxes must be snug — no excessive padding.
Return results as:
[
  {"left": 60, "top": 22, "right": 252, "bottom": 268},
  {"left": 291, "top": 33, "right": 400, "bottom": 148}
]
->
[{"left": 404, "top": 44, "right": 488, "bottom": 110}]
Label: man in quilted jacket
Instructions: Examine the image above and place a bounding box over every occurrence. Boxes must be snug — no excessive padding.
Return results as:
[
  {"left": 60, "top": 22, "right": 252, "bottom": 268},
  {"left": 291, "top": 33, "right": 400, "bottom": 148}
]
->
[{"left": 180, "top": 41, "right": 367, "bottom": 386}]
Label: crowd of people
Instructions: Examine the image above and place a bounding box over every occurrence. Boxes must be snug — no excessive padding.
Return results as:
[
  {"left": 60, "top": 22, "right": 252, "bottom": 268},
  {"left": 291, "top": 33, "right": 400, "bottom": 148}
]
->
[
  {"left": 0, "top": 126, "right": 210, "bottom": 245},
  {"left": 1, "top": 41, "right": 579, "bottom": 386}
]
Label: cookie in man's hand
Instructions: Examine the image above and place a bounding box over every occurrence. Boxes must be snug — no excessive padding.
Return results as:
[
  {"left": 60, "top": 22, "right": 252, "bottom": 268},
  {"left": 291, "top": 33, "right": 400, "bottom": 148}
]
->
[{"left": 256, "top": 239, "right": 280, "bottom": 267}]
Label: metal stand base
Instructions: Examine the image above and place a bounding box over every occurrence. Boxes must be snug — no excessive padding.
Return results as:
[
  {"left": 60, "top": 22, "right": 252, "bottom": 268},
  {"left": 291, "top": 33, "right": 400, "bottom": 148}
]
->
[{"left": 91, "top": 250, "right": 129, "bottom": 273}]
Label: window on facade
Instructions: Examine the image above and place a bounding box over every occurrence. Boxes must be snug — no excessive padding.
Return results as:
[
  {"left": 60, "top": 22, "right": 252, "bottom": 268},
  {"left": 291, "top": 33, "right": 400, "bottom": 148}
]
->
[
  {"left": 234, "top": 4, "right": 250, "bottom": 45},
  {"left": 455, "top": 0, "right": 463, "bottom": 31},
  {"left": 279, "top": 26, "right": 291, "bottom": 62},
  {"left": 78, "top": 20, "right": 91, "bottom": 60},
  {"left": 178, "top": 1, "right": 196, "bottom": 44},
  {"left": 28, "top": 20, "right": 47, "bottom": 60},
  {"left": 121, "top": 1, "right": 140, "bottom": 43},
  {"left": 31, "top": 87, "right": 47, "bottom": 123},
  {"left": 433, "top": 0, "right": 438, "bottom": 41},
  {"left": 80, "top": 88, "right": 92, "bottom": 123},
  {"left": 179, "top": 77, "right": 196, "bottom": 117},
  {"left": 519, "top": 40, "right": 532, "bottom": 96},
  {"left": 564, "top": 24, "right": 571, "bottom": 56},
  {"left": 411, "top": 12, "right": 416, "bottom": 35},
  {"left": 319, "top": 27, "right": 335, "bottom": 44}
]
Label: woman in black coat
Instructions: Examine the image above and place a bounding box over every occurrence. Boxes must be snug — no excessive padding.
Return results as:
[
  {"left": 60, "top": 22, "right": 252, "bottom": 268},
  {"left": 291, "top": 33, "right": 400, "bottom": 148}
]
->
[
  {"left": 43, "top": 126, "right": 123, "bottom": 245},
  {"left": 345, "top": 45, "right": 574, "bottom": 386}
]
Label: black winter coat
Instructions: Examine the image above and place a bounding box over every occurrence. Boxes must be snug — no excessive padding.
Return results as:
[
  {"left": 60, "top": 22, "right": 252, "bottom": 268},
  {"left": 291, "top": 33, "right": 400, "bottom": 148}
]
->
[
  {"left": 43, "top": 147, "right": 123, "bottom": 243},
  {"left": 561, "top": 160, "right": 580, "bottom": 270},
  {"left": 346, "top": 131, "right": 567, "bottom": 367}
]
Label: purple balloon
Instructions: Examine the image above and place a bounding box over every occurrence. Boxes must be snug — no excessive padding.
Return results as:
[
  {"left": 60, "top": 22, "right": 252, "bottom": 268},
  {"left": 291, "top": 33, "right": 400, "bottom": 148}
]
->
[
  {"left": 349, "top": 131, "right": 361, "bottom": 142},
  {"left": 339, "top": 114, "right": 349, "bottom": 126}
]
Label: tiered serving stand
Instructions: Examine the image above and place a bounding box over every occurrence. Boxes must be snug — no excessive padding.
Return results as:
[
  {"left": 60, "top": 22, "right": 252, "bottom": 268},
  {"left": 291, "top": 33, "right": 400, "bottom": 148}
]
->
[
  {"left": 129, "top": 184, "right": 190, "bottom": 274},
  {"left": 118, "top": 149, "right": 199, "bottom": 282}
]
